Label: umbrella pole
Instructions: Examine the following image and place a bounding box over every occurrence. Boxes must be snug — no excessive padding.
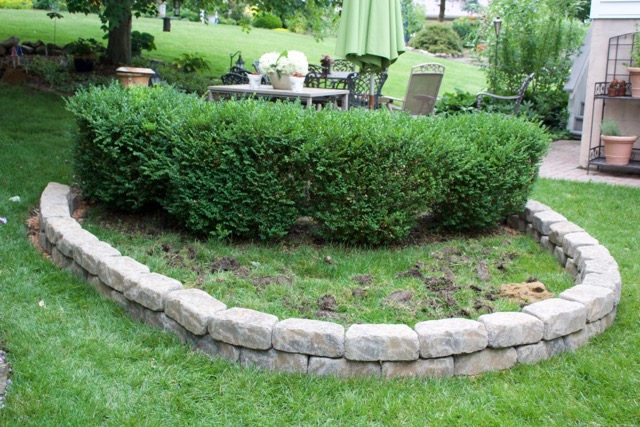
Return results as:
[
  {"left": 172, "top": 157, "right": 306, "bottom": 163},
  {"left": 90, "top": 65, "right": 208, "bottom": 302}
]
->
[{"left": 369, "top": 74, "right": 375, "bottom": 110}]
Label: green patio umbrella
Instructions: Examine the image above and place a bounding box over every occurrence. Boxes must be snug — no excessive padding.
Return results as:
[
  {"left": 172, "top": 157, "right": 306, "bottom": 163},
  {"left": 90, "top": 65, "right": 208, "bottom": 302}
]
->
[{"left": 335, "top": 0, "right": 406, "bottom": 108}]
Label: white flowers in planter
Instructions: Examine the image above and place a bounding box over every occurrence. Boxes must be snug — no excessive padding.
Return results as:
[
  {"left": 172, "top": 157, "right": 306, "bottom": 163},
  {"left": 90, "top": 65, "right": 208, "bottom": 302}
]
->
[{"left": 258, "top": 50, "right": 308, "bottom": 77}]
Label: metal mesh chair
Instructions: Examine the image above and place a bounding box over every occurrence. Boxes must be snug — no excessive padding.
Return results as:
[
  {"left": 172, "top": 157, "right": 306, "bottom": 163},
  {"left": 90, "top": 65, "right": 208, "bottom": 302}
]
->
[
  {"left": 221, "top": 72, "right": 249, "bottom": 85},
  {"left": 346, "top": 71, "right": 388, "bottom": 109},
  {"left": 476, "top": 73, "right": 535, "bottom": 114},
  {"left": 380, "top": 63, "right": 445, "bottom": 116}
]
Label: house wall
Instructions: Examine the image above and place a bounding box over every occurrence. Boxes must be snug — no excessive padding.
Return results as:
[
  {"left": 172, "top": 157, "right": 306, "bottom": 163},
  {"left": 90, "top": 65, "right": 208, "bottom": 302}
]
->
[{"left": 579, "top": 12, "right": 640, "bottom": 168}]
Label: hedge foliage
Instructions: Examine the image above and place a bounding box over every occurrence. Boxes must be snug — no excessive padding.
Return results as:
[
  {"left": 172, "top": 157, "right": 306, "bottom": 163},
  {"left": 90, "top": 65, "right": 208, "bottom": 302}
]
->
[
  {"left": 409, "top": 24, "right": 463, "bottom": 55},
  {"left": 66, "top": 84, "right": 550, "bottom": 245}
]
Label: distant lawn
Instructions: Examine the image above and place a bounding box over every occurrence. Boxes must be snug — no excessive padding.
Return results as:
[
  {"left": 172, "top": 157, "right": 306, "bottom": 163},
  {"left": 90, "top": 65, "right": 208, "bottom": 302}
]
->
[{"left": 0, "top": 9, "right": 486, "bottom": 98}]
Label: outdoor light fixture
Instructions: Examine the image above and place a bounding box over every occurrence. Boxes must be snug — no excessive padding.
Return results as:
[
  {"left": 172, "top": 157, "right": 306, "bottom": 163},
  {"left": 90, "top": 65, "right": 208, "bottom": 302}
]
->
[
  {"left": 493, "top": 16, "right": 502, "bottom": 37},
  {"left": 236, "top": 53, "right": 245, "bottom": 70},
  {"left": 174, "top": 0, "right": 181, "bottom": 17}
]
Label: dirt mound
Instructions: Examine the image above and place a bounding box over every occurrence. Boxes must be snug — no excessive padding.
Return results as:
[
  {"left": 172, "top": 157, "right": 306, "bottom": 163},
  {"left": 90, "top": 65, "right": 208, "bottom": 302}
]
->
[{"left": 499, "top": 281, "right": 554, "bottom": 304}]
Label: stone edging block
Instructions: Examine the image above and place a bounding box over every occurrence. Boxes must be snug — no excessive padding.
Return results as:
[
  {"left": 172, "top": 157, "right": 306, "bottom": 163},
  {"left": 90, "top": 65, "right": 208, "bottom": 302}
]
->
[{"left": 36, "top": 182, "right": 623, "bottom": 379}]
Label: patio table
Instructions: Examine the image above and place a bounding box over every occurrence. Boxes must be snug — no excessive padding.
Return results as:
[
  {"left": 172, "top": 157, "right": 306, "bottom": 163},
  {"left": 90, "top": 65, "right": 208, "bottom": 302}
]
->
[{"left": 207, "top": 84, "right": 350, "bottom": 111}]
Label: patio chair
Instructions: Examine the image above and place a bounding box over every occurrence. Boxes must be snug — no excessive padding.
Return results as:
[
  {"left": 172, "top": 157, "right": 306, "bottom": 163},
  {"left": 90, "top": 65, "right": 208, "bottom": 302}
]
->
[
  {"left": 476, "top": 73, "right": 535, "bottom": 114},
  {"left": 379, "top": 63, "right": 445, "bottom": 116},
  {"left": 221, "top": 72, "right": 249, "bottom": 85},
  {"left": 346, "top": 70, "right": 388, "bottom": 109},
  {"left": 333, "top": 59, "right": 356, "bottom": 72}
]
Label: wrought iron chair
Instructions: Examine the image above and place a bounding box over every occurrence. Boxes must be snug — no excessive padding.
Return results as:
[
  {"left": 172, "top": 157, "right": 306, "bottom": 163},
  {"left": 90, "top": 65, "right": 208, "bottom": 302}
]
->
[
  {"left": 346, "top": 70, "right": 388, "bottom": 109},
  {"left": 333, "top": 59, "right": 356, "bottom": 72},
  {"left": 221, "top": 72, "right": 249, "bottom": 85},
  {"left": 380, "top": 63, "right": 445, "bottom": 116},
  {"left": 476, "top": 73, "right": 535, "bottom": 114},
  {"left": 304, "top": 71, "right": 356, "bottom": 109}
]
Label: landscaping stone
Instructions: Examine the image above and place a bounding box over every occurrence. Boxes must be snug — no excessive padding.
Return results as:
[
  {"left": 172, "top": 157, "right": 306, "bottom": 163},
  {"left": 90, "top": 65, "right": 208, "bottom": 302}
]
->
[
  {"left": 562, "top": 232, "right": 599, "bottom": 259},
  {"left": 57, "top": 228, "right": 99, "bottom": 258},
  {"left": 563, "top": 328, "right": 589, "bottom": 351},
  {"left": 68, "top": 261, "right": 87, "bottom": 280},
  {"left": 559, "top": 285, "right": 615, "bottom": 322},
  {"left": 415, "top": 318, "right": 487, "bottom": 358},
  {"left": 73, "top": 240, "right": 121, "bottom": 275},
  {"left": 524, "top": 200, "right": 550, "bottom": 223},
  {"left": 382, "top": 358, "right": 453, "bottom": 379},
  {"left": 601, "top": 308, "right": 616, "bottom": 330},
  {"left": 506, "top": 214, "right": 527, "bottom": 232},
  {"left": 548, "top": 221, "right": 584, "bottom": 246},
  {"left": 164, "top": 289, "right": 227, "bottom": 336},
  {"left": 240, "top": 348, "right": 308, "bottom": 373},
  {"left": 565, "top": 259, "right": 578, "bottom": 277},
  {"left": 209, "top": 307, "right": 278, "bottom": 350},
  {"left": 532, "top": 210, "right": 567, "bottom": 235},
  {"left": 144, "top": 311, "right": 193, "bottom": 344},
  {"left": 308, "top": 357, "right": 381, "bottom": 377},
  {"left": 39, "top": 182, "right": 72, "bottom": 219},
  {"left": 579, "top": 271, "right": 621, "bottom": 304},
  {"left": 553, "top": 246, "right": 568, "bottom": 266},
  {"left": 516, "top": 338, "right": 565, "bottom": 364},
  {"left": 272, "top": 318, "right": 344, "bottom": 357},
  {"left": 123, "top": 272, "right": 183, "bottom": 311},
  {"left": 478, "top": 312, "right": 544, "bottom": 348},
  {"left": 345, "top": 324, "right": 419, "bottom": 361},
  {"left": 97, "top": 255, "right": 150, "bottom": 292},
  {"left": 587, "top": 319, "right": 605, "bottom": 339},
  {"left": 526, "top": 225, "right": 541, "bottom": 242},
  {"left": 580, "top": 257, "right": 619, "bottom": 276},
  {"left": 51, "top": 246, "right": 72, "bottom": 269},
  {"left": 522, "top": 298, "right": 587, "bottom": 340},
  {"left": 86, "top": 274, "right": 114, "bottom": 300},
  {"left": 573, "top": 245, "right": 611, "bottom": 269},
  {"left": 192, "top": 335, "right": 241, "bottom": 363},
  {"left": 454, "top": 347, "right": 517, "bottom": 376},
  {"left": 44, "top": 216, "right": 81, "bottom": 245},
  {"left": 540, "top": 236, "right": 554, "bottom": 253}
]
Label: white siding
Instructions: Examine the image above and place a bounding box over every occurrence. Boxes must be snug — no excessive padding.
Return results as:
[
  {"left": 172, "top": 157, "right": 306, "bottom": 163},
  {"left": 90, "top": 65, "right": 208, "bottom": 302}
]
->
[{"left": 591, "top": 0, "right": 640, "bottom": 19}]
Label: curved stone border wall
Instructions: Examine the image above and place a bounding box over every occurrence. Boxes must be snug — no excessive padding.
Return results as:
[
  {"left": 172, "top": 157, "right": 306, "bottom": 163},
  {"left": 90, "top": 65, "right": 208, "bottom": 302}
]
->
[{"left": 38, "top": 182, "right": 622, "bottom": 378}]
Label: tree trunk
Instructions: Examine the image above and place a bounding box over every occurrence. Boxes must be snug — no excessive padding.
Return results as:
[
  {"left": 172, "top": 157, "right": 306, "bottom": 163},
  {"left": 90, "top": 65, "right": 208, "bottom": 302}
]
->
[
  {"left": 438, "top": 0, "right": 446, "bottom": 22},
  {"left": 106, "top": 5, "right": 132, "bottom": 65}
]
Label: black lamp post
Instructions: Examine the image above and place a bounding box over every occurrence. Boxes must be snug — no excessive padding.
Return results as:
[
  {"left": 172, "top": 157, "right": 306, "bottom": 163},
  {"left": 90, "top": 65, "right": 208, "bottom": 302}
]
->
[
  {"left": 236, "top": 53, "right": 245, "bottom": 70},
  {"left": 493, "top": 16, "right": 502, "bottom": 87}
]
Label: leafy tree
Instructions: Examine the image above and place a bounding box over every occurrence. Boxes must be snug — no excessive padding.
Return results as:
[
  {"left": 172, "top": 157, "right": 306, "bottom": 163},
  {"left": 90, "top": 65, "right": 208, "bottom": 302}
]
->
[{"left": 401, "top": 0, "right": 426, "bottom": 43}]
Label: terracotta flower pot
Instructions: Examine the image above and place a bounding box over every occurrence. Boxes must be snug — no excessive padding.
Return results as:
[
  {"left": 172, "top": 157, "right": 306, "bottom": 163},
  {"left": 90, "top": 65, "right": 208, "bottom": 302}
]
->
[
  {"left": 601, "top": 135, "right": 637, "bottom": 165},
  {"left": 628, "top": 67, "right": 640, "bottom": 97}
]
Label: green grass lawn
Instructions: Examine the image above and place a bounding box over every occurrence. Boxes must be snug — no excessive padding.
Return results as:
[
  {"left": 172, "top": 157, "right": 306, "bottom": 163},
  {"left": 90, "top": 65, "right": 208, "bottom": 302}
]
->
[
  {"left": 1, "top": 80, "right": 640, "bottom": 425},
  {"left": 0, "top": 9, "right": 486, "bottom": 99}
]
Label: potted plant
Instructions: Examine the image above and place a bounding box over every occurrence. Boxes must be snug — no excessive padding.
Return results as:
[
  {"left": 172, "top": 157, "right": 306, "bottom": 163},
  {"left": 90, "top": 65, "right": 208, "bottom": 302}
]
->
[
  {"left": 66, "top": 38, "right": 104, "bottom": 72},
  {"left": 629, "top": 32, "right": 640, "bottom": 97},
  {"left": 320, "top": 54, "right": 334, "bottom": 75},
  {"left": 600, "top": 119, "right": 637, "bottom": 165},
  {"left": 608, "top": 79, "right": 619, "bottom": 96},
  {"left": 258, "top": 50, "right": 308, "bottom": 90}
]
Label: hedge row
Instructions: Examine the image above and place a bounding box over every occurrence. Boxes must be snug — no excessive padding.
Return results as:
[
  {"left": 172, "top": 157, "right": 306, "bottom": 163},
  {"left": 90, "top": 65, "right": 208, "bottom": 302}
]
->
[{"left": 65, "top": 83, "right": 550, "bottom": 245}]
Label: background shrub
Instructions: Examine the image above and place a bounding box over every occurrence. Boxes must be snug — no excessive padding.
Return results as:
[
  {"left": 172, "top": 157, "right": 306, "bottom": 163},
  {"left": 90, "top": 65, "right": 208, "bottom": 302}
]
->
[
  {"left": 304, "top": 109, "right": 440, "bottom": 245},
  {"left": 409, "top": 24, "right": 463, "bottom": 55},
  {"left": 427, "top": 112, "right": 550, "bottom": 231},
  {"left": 165, "top": 99, "right": 309, "bottom": 240},
  {"left": 252, "top": 12, "right": 283, "bottom": 29},
  {"left": 65, "top": 83, "right": 200, "bottom": 211},
  {"left": 451, "top": 16, "right": 481, "bottom": 48}
]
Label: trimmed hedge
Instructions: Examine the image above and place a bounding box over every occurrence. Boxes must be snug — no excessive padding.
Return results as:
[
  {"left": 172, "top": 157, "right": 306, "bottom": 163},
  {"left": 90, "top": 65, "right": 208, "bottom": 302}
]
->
[
  {"left": 409, "top": 24, "right": 463, "bottom": 55},
  {"left": 66, "top": 84, "right": 550, "bottom": 244}
]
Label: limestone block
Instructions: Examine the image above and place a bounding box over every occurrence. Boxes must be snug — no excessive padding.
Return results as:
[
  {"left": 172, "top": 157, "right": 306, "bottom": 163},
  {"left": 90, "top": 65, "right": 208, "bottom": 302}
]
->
[
  {"left": 454, "top": 347, "right": 517, "bottom": 376},
  {"left": 586, "top": 319, "right": 605, "bottom": 339},
  {"left": 516, "top": 341, "right": 549, "bottom": 364},
  {"left": 57, "top": 228, "right": 99, "bottom": 258},
  {"left": 308, "top": 357, "right": 381, "bottom": 378},
  {"left": 601, "top": 308, "right": 617, "bottom": 330},
  {"left": 478, "top": 312, "right": 544, "bottom": 348},
  {"left": 39, "top": 230, "right": 51, "bottom": 254},
  {"left": 51, "top": 246, "right": 72, "bottom": 269},
  {"left": 164, "top": 289, "right": 227, "bottom": 336},
  {"left": 345, "top": 324, "right": 419, "bottom": 362},
  {"left": 73, "top": 240, "right": 121, "bottom": 275},
  {"left": 144, "top": 311, "right": 194, "bottom": 345},
  {"left": 68, "top": 261, "right": 87, "bottom": 280},
  {"left": 44, "top": 216, "right": 81, "bottom": 245},
  {"left": 532, "top": 210, "right": 567, "bottom": 236},
  {"left": 39, "top": 182, "right": 72, "bottom": 219},
  {"left": 526, "top": 225, "right": 541, "bottom": 242},
  {"left": 540, "top": 236, "right": 555, "bottom": 253},
  {"left": 382, "top": 358, "right": 453, "bottom": 379},
  {"left": 579, "top": 271, "right": 621, "bottom": 305},
  {"left": 545, "top": 337, "right": 566, "bottom": 357},
  {"left": 580, "top": 257, "right": 619, "bottom": 276},
  {"left": 524, "top": 200, "right": 550, "bottom": 223},
  {"left": 86, "top": 274, "right": 114, "bottom": 300},
  {"left": 559, "top": 285, "right": 615, "bottom": 322},
  {"left": 415, "top": 318, "right": 488, "bottom": 358},
  {"left": 563, "top": 328, "right": 589, "bottom": 351},
  {"left": 123, "top": 272, "right": 183, "bottom": 311},
  {"left": 573, "top": 245, "right": 611, "bottom": 269},
  {"left": 272, "top": 318, "right": 344, "bottom": 357},
  {"left": 553, "top": 246, "right": 568, "bottom": 266},
  {"left": 565, "top": 259, "right": 578, "bottom": 277},
  {"left": 240, "top": 348, "right": 308, "bottom": 374},
  {"left": 97, "top": 255, "right": 150, "bottom": 292},
  {"left": 522, "top": 298, "right": 587, "bottom": 340},
  {"left": 192, "top": 335, "right": 241, "bottom": 363},
  {"left": 548, "top": 221, "right": 584, "bottom": 246},
  {"left": 506, "top": 215, "right": 526, "bottom": 232},
  {"left": 562, "top": 232, "right": 599, "bottom": 259},
  {"left": 208, "top": 307, "right": 278, "bottom": 350}
]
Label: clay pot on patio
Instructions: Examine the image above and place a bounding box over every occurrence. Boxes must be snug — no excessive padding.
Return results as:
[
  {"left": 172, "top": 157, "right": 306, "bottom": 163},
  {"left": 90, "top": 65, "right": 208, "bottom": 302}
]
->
[
  {"left": 600, "top": 119, "right": 637, "bottom": 166},
  {"left": 115, "top": 67, "right": 156, "bottom": 88}
]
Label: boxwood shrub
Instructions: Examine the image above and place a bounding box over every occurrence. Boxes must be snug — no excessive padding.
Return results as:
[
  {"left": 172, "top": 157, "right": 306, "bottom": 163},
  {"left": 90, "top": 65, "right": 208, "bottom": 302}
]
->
[{"left": 66, "top": 84, "right": 550, "bottom": 244}]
